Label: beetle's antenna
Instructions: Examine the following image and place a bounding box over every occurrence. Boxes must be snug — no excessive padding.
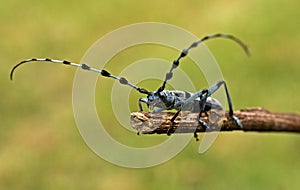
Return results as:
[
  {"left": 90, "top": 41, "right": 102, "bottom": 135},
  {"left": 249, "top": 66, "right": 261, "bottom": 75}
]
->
[
  {"left": 157, "top": 33, "right": 250, "bottom": 92},
  {"left": 10, "top": 58, "right": 150, "bottom": 95}
]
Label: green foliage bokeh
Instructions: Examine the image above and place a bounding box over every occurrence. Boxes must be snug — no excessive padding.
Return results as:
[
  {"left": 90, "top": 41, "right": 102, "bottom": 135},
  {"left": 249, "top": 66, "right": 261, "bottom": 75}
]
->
[{"left": 1, "top": 0, "right": 300, "bottom": 189}]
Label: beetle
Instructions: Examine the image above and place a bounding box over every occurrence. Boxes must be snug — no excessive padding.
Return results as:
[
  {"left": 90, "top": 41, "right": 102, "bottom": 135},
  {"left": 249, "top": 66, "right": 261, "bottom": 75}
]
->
[{"left": 10, "top": 33, "right": 249, "bottom": 140}]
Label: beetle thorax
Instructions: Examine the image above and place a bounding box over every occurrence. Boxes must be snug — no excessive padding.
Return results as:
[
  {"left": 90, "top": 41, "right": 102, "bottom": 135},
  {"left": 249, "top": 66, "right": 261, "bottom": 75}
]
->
[{"left": 147, "top": 90, "right": 180, "bottom": 110}]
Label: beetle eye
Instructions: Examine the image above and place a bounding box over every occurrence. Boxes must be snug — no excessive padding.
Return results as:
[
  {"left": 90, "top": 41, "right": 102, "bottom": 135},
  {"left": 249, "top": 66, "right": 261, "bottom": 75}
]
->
[{"left": 148, "top": 94, "right": 156, "bottom": 101}]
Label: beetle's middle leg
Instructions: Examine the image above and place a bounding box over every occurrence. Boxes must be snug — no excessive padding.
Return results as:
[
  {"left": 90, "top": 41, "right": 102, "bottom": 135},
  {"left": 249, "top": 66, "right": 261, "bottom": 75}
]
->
[{"left": 167, "top": 89, "right": 209, "bottom": 138}]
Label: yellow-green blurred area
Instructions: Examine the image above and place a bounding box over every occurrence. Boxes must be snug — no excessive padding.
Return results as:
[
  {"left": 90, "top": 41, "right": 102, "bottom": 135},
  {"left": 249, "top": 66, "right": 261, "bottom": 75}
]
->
[{"left": 1, "top": 0, "right": 300, "bottom": 189}]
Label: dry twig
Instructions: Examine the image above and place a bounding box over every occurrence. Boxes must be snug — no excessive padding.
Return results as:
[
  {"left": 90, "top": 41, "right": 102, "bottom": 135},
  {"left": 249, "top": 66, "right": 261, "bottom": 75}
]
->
[{"left": 130, "top": 107, "right": 300, "bottom": 134}]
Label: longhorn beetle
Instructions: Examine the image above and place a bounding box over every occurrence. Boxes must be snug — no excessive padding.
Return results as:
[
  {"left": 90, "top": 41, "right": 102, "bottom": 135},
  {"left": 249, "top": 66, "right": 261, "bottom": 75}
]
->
[{"left": 10, "top": 33, "right": 249, "bottom": 141}]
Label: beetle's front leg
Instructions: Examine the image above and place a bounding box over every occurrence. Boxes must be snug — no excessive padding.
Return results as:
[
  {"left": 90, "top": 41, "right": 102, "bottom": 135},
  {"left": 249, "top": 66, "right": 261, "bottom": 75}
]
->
[
  {"left": 137, "top": 98, "right": 149, "bottom": 136},
  {"left": 138, "top": 98, "right": 148, "bottom": 111}
]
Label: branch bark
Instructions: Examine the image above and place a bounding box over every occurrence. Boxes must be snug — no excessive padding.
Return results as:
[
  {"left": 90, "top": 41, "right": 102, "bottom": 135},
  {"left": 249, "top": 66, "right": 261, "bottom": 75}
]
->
[{"left": 130, "top": 107, "right": 300, "bottom": 134}]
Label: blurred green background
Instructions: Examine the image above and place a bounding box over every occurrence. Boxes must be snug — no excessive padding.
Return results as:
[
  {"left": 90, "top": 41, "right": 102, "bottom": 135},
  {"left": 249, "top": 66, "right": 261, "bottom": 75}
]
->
[{"left": 1, "top": 0, "right": 300, "bottom": 189}]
